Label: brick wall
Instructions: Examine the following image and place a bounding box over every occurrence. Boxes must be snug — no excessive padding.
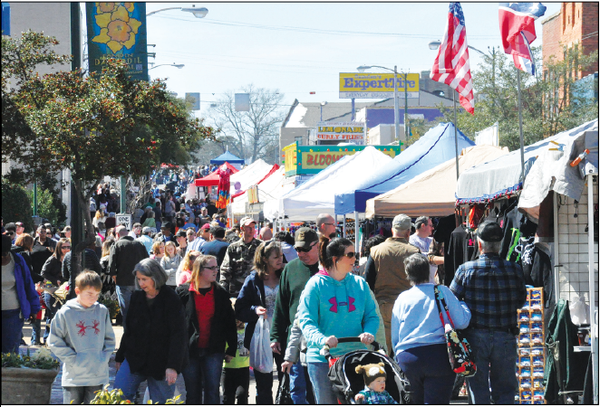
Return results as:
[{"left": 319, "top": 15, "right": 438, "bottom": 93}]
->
[{"left": 541, "top": 2, "right": 599, "bottom": 79}]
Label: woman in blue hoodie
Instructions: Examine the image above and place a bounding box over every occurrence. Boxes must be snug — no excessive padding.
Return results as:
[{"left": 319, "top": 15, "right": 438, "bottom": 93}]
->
[{"left": 297, "top": 236, "right": 379, "bottom": 404}]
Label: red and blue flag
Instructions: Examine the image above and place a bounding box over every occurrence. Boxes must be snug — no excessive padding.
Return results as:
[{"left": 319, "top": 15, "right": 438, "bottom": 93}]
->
[{"left": 499, "top": 3, "right": 547, "bottom": 75}]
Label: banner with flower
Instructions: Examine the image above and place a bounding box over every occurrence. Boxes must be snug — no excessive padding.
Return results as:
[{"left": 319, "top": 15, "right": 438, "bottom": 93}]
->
[{"left": 86, "top": 2, "right": 148, "bottom": 81}]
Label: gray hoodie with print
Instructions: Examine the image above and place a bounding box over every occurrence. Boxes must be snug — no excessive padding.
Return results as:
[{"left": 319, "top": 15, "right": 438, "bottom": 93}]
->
[{"left": 48, "top": 298, "right": 116, "bottom": 386}]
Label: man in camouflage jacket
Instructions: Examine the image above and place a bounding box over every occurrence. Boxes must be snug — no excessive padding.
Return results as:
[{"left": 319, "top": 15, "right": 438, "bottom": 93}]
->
[{"left": 219, "top": 217, "right": 262, "bottom": 297}]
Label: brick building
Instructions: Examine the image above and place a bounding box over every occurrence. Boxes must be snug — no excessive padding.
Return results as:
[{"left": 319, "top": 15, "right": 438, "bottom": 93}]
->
[{"left": 541, "top": 2, "right": 599, "bottom": 79}]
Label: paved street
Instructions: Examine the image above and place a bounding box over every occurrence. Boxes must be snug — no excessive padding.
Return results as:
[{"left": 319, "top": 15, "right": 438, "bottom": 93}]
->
[{"left": 19, "top": 320, "right": 278, "bottom": 404}]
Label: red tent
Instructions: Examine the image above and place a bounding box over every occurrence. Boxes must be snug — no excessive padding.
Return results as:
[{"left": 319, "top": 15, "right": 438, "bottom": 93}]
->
[{"left": 194, "top": 162, "right": 239, "bottom": 187}]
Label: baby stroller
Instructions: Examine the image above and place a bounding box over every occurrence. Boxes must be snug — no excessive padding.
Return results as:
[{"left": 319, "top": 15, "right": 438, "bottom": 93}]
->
[{"left": 322, "top": 337, "right": 411, "bottom": 404}]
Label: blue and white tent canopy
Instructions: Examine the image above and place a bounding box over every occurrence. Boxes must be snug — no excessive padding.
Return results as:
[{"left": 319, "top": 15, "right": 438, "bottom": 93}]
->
[
  {"left": 210, "top": 150, "right": 245, "bottom": 166},
  {"left": 335, "top": 122, "right": 475, "bottom": 215}
]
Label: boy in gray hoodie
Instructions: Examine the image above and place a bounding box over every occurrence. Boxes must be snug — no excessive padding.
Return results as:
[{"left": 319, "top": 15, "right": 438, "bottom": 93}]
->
[{"left": 49, "top": 270, "right": 116, "bottom": 404}]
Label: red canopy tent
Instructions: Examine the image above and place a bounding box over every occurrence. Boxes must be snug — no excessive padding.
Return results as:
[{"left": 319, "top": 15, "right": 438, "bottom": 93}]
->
[{"left": 194, "top": 162, "right": 239, "bottom": 187}]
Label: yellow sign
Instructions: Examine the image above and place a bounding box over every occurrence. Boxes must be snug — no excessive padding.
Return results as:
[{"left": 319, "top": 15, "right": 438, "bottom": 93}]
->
[
  {"left": 317, "top": 122, "right": 364, "bottom": 141},
  {"left": 339, "top": 72, "right": 420, "bottom": 99}
]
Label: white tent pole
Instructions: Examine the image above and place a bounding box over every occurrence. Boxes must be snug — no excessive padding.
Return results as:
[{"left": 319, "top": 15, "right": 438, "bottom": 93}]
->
[
  {"left": 553, "top": 193, "right": 561, "bottom": 303},
  {"left": 587, "top": 176, "right": 598, "bottom": 404},
  {"left": 354, "top": 211, "right": 359, "bottom": 253}
]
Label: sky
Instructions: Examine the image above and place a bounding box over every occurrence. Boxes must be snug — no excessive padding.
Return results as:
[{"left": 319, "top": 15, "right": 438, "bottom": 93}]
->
[{"left": 145, "top": 2, "right": 562, "bottom": 121}]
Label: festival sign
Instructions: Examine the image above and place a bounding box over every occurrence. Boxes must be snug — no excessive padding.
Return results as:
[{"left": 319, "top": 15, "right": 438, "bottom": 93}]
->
[
  {"left": 283, "top": 142, "right": 401, "bottom": 176},
  {"left": 86, "top": 2, "right": 149, "bottom": 81},
  {"left": 317, "top": 122, "right": 365, "bottom": 143},
  {"left": 339, "top": 72, "right": 420, "bottom": 99}
]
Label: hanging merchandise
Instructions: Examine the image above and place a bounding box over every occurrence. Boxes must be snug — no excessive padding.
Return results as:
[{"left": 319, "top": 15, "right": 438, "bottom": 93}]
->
[
  {"left": 216, "top": 164, "right": 232, "bottom": 209},
  {"left": 517, "top": 287, "right": 546, "bottom": 404}
]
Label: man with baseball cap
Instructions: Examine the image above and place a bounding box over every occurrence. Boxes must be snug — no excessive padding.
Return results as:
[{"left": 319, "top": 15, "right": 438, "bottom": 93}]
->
[
  {"left": 367, "top": 214, "right": 420, "bottom": 355},
  {"left": 271, "top": 226, "right": 320, "bottom": 404},
  {"left": 450, "top": 221, "right": 526, "bottom": 404},
  {"left": 188, "top": 222, "right": 211, "bottom": 252},
  {"left": 14, "top": 221, "right": 25, "bottom": 242},
  {"left": 219, "top": 217, "right": 262, "bottom": 297}
]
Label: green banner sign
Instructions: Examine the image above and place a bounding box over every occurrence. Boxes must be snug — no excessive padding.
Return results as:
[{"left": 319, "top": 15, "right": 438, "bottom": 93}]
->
[{"left": 86, "top": 2, "right": 148, "bottom": 81}]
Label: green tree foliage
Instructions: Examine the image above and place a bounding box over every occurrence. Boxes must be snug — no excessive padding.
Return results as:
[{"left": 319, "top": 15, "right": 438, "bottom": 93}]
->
[
  {"left": 437, "top": 46, "right": 598, "bottom": 151},
  {"left": 1, "top": 180, "right": 34, "bottom": 233},
  {"left": 2, "top": 31, "right": 215, "bottom": 274},
  {"left": 205, "top": 84, "right": 286, "bottom": 164}
]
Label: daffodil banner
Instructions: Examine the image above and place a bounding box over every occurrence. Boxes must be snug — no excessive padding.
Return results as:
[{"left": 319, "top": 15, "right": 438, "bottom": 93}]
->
[{"left": 86, "top": 2, "right": 148, "bottom": 81}]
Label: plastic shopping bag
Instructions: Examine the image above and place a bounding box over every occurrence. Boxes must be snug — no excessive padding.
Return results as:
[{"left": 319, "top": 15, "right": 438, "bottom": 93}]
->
[{"left": 249, "top": 316, "right": 273, "bottom": 373}]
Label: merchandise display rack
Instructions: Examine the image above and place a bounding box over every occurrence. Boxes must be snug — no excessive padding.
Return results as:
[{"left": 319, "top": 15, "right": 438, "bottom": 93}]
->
[{"left": 517, "top": 287, "right": 546, "bottom": 404}]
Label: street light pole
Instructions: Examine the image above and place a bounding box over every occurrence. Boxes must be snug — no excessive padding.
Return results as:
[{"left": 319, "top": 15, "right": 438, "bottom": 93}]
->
[
  {"left": 149, "top": 63, "right": 185, "bottom": 71},
  {"left": 357, "top": 64, "right": 404, "bottom": 144},
  {"left": 146, "top": 6, "right": 208, "bottom": 18}
]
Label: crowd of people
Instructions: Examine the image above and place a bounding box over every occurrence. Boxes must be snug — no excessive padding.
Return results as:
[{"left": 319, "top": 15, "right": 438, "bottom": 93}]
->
[{"left": 2, "top": 201, "right": 527, "bottom": 404}]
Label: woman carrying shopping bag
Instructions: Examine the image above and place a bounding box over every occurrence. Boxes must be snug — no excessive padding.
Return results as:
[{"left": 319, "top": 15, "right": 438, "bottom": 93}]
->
[{"left": 236, "top": 240, "right": 284, "bottom": 404}]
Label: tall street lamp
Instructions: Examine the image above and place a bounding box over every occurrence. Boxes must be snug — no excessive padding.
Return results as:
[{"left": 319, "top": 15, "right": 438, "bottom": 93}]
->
[
  {"left": 357, "top": 65, "right": 410, "bottom": 145},
  {"left": 146, "top": 6, "right": 208, "bottom": 18}
]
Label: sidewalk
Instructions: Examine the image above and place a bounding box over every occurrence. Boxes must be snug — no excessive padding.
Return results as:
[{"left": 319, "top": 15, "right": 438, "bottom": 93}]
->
[{"left": 20, "top": 320, "right": 279, "bottom": 404}]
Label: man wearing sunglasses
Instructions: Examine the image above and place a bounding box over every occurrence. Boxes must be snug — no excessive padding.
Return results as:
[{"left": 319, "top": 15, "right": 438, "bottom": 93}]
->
[
  {"left": 316, "top": 213, "right": 337, "bottom": 239},
  {"left": 271, "top": 227, "right": 320, "bottom": 404}
]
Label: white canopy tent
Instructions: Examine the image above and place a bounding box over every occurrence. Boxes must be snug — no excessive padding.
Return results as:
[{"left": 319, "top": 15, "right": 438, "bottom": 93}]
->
[
  {"left": 278, "top": 146, "right": 393, "bottom": 222},
  {"left": 365, "top": 145, "right": 509, "bottom": 218},
  {"left": 229, "top": 159, "right": 272, "bottom": 196},
  {"left": 230, "top": 167, "right": 286, "bottom": 215}
]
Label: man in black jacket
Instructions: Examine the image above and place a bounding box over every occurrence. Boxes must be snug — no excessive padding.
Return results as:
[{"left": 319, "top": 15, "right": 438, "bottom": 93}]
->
[{"left": 109, "top": 225, "right": 149, "bottom": 322}]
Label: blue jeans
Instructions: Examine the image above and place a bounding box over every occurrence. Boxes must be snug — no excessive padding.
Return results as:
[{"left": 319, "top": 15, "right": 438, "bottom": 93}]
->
[
  {"left": 2, "top": 309, "right": 24, "bottom": 353},
  {"left": 395, "top": 344, "right": 455, "bottom": 404},
  {"left": 182, "top": 349, "right": 224, "bottom": 404},
  {"left": 42, "top": 292, "right": 60, "bottom": 341},
  {"left": 290, "top": 360, "right": 309, "bottom": 404},
  {"left": 464, "top": 328, "right": 518, "bottom": 404},
  {"left": 115, "top": 285, "right": 135, "bottom": 322},
  {"left": 307, "top": 362, "right": 337, "bottom": 404},
  {"left": 30, "top": 318, "right": 42, "bottom": 345},
  {"left": 113, "top": 358, "right": 175, "bottom": 404}
]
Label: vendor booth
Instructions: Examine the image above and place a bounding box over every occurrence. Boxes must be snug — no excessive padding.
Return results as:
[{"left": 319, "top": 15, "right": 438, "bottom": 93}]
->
[
  {"left": 336, "top": 122, "right": 475, "bottom": 215},
  {"left": 278, "top": 146, "right": 393, "bottom": 222},
  {"left": 365, "top": 145, "right": 509, "bottom": 218},
  {"left": 455, "top": 119, "right": 598, "bottom": 404}
]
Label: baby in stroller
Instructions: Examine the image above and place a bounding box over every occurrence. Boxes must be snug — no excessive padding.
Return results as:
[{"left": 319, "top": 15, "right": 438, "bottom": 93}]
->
[{"left": 354, "top": 362, "right": 398, "bottom": 404}]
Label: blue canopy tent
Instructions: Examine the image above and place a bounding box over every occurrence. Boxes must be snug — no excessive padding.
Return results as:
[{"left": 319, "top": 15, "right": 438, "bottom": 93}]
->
[
  {"left": 210, "top": 150, "right": 245, "bottom": 167},
  {"left": 335, "top": 122, "right": 475, "bottom": 215}
]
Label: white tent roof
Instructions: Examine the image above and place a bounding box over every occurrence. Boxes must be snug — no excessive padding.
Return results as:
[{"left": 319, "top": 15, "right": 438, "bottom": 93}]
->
[
  {"left": 365, "top": 145, "right": 509, "bottom": 218},
  {"left": 229, "top": 159, "right": 272, "bottom": 195},
  {"left": 279, "top": 146, "right": 393, "bottom": 221},
  {"left": 231, "top": 167, "right": 287, "bottom": 215}
]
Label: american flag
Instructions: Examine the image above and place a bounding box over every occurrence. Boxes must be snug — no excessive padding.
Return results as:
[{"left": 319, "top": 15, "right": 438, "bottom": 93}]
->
[
  {"left": 499, "top": 3, "right": 546, "bottom": 75},
  {"left": 430, "top": 3, "right": 474, "bottom": 115}
]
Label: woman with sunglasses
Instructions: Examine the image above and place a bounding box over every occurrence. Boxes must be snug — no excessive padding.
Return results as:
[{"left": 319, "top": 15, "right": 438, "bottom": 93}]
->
[
  {"left": 40, "top": 238, "right": 70, "bottom": 343},
  {"left": 297, "top": 236, "right": 380, "bottom": 404},
  {"left": 177, "top": 254, "right": 237, "bottom": 404},
  {"left": 235, "top": 240, "right": 284, "bottom": 404}
]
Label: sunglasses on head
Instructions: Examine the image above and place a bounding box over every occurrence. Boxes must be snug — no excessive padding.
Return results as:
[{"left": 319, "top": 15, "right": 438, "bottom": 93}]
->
[{"left": 295, "top": 241, "right": 317, "bottom": 253}]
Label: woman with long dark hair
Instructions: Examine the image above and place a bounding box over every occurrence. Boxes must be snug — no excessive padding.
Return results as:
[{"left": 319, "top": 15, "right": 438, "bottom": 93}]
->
[{"left": 297, "top": 236, "right": 380, "bottom": 404}]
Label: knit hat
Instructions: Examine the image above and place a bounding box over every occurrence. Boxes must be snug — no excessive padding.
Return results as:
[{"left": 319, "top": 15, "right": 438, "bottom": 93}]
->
[{"left": 355, "top": 362, "right": 386, "bottom": 387}]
